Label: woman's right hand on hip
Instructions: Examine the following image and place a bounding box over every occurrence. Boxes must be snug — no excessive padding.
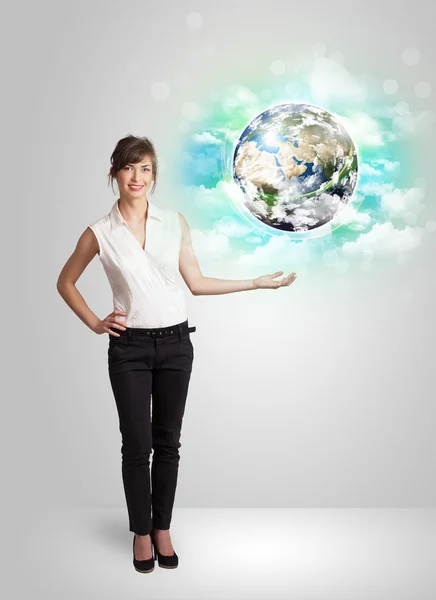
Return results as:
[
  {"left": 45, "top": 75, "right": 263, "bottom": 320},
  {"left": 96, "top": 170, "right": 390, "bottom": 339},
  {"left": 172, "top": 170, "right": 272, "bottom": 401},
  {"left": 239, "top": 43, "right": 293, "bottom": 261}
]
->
[{"left": 94, "top": 310, "right": 128, "bottom": 336}]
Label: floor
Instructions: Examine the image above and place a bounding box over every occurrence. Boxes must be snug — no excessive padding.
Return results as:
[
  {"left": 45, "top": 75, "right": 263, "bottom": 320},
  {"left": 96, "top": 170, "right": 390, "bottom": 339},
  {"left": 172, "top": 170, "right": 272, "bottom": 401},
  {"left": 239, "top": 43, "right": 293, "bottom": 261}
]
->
[{"left": 10, "top": 508, "right": 436, "bottom": 599}]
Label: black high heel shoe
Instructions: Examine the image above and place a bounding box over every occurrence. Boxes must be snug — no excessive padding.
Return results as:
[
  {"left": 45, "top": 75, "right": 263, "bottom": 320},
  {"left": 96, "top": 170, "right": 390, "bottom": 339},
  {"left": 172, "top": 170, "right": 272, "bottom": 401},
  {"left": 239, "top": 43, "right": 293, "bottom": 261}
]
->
[
  {"left": 132, "top": 534, "right": 155, "bottom": 573},
  {"left": 150, "top": 531, "right": 179, "bottom": 569}
]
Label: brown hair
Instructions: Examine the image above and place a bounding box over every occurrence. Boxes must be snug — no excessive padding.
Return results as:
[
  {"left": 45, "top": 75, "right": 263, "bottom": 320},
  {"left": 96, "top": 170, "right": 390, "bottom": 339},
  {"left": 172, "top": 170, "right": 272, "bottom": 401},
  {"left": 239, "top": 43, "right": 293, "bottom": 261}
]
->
[{"left": 108, "top": 135, "right": 158, "bottom": 195}]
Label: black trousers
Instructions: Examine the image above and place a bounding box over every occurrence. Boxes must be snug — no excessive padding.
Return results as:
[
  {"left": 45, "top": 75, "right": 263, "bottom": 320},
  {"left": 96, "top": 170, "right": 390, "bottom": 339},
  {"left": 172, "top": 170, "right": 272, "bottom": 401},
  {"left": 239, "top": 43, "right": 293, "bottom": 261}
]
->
[{"left": 108, "top": 319, "right": 195, "bottom": 535}]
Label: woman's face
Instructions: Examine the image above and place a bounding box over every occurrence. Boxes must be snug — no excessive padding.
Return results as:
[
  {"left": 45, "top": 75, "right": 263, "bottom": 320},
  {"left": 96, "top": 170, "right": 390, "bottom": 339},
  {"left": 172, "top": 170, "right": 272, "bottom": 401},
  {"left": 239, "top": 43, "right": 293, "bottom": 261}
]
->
[{"left": 116, "top": 154, "right": 154, "bottom": 198}]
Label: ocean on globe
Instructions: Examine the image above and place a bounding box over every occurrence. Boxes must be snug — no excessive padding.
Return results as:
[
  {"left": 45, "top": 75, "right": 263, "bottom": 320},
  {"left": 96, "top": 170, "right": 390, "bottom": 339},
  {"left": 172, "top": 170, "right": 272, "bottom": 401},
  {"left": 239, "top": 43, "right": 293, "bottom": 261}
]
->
[{"left": 232, "top": 103, "right": 358, "bottom": 232}]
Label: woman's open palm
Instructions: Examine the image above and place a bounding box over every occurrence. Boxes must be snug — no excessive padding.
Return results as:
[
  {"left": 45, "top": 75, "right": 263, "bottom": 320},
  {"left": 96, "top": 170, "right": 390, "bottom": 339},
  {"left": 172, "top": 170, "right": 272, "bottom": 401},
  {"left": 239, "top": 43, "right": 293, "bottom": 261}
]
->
[{"left": 254, "top": 271, "right": 297, "bottom": 289}]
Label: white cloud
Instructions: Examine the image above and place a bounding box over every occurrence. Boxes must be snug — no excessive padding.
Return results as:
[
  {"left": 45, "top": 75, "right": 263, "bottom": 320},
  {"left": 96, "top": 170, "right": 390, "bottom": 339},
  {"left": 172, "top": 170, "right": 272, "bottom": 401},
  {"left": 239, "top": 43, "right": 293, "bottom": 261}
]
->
[
  {"left": 180, "top": 176, "right": 425, "bottom": 276},
  {"left": 371, "top": 159, "right": 400, "bottom": 172},
  {"left": 307, "top": 57, "right": 368, "bottom": 104},
  {"left": 359, "top": 163, "right": 381, "bottom": 177},
  {"left": 192, "top": 131, "right": 221, "bottom": 145},
  {"left": 359, "top": 181, "right": 395, "bottom": 196},
  {"left": 212, "top": 216, "right": 252, "bottom": 238},
  {"left": 391, "top": 110, "right": 435, "bottom": 139},
  {"left": 359, "top": 159, "right": 400, "bottom": 177},
  {"left": 340, "top": 222, "right": 423, "bottom": 260},
  {"left": 238, "top": 234, "right": 315, "bottom": 271},
  {"left": 221, "top": 84, "right": 263, "bottom": 121},
  {"left": 380, "top": 187, "right": 426, "bottom": 225},
  {"left": 246, "top": 235, "right": 263, "bottom": 244},
  {"left": 322, "top": 248, "right": 350, "bottom": 272},
  {"left": 336, "top": 111, "right": 384, "bottom": 147},
  {"left": 190, "top": 228, "right": 231, "bottom": 260},
  {"left": 179, "top": 180, "right": 238, "bottom": 211},
  {"left": 335, "top": 202, "right": 372, "bottom": 231}
]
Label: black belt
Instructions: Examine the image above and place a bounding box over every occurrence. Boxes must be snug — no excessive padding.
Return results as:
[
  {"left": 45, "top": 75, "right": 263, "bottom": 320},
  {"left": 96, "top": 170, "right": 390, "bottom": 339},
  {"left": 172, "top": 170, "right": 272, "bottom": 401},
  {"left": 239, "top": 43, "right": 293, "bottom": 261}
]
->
[{"left": 115, "top": 320, "right": 196, "bottom": 340}]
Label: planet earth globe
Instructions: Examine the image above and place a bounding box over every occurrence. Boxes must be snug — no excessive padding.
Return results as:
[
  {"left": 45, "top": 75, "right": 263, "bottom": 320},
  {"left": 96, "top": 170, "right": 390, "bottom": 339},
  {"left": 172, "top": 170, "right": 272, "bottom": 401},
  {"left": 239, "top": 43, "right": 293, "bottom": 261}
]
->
[{"left": 232, "top": 103, "right": 358, "bottom": 232}]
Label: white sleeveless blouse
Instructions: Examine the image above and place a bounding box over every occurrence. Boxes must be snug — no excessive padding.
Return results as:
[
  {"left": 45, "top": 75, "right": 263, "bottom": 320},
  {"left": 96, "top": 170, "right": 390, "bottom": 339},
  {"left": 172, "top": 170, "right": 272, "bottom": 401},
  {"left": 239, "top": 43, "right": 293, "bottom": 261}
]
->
[{"left": 88, "top": 199, "right": 188, "bottom": 328}]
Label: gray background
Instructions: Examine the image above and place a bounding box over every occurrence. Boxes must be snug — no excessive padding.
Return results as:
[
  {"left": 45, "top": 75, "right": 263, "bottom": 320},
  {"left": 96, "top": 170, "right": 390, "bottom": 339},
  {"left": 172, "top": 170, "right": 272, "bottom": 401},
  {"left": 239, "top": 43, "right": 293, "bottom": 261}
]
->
[{"left": 2, "top": 0, "right": 435, "bottom": 532}]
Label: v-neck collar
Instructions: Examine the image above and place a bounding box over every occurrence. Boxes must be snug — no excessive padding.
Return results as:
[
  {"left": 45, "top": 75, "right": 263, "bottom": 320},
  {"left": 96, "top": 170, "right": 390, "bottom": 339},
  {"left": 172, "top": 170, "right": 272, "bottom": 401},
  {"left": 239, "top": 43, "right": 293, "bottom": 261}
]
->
[
  {"left": 109, "top": 198, "right": 163, "bottom": 230},
  {"left": 109, "top": 198, "right": 163, "bottom": 253}
]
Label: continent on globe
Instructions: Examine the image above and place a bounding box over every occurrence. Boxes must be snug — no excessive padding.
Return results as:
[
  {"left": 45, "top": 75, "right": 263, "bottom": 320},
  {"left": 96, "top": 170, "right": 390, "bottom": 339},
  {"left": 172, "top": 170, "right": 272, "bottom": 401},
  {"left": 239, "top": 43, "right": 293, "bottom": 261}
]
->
[{"left": 232, "top": 103, "right": 358, "bottom": 232}]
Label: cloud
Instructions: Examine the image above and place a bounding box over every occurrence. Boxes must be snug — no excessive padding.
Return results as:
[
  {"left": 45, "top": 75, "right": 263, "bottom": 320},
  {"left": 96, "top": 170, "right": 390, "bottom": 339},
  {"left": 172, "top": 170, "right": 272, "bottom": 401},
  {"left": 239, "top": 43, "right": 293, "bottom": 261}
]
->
[
  {"left": 190, "top": 228, "right": 231, "bottom": 260},
  {"left": 246, "top": 235, "right": 263, "bottom": 244},
  {"left": 307, "top": 57, "right": 368, "bottom": 104},
  {"left": 336, "top": 111, "right": 384, "bottom": 147},
  {"left": 358, "top": 181, "right": 395, "bottom": 196},
  {"left": 221, "top": 84, "right": 263, "bottom": 121},
  {"left": 372, "top": 159, "right": 400, "bottom": 172},
  {"left": 391, "top": 110, "right": 435, "bottom": 140},
  {"left": 212, "top": 216, "right": 252, "bottom": 238},
  {"left": 191, "top": 131, "right": 221, "bottom": 145},
  {"left": 237, "top": 234, "right": 316, "bottom": 272},
  {"left": 359, "top": 163, "right": 381, "bottom": 177},
  {"left": 380, "top": 187, "right": 426, "bottom": 225},
  {"left": 359, "top": 159, "right": 399, "bottom": 177},
  {"left": 179, "top": 181, "right": 238, "bottom": 213},
  {"left": 340, "top": 222, "right": 423, "bottom": 260},
  {"left": 335, "top": 201, "right": 372, "bottom": 232}
]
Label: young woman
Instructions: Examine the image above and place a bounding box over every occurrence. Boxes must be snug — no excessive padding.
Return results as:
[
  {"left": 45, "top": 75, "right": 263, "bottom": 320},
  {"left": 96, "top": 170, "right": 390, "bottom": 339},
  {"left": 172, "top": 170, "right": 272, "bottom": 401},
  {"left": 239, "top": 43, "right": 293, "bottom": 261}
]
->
[{"left": 56, "top": 135, "right": 297, "bottom": 573}]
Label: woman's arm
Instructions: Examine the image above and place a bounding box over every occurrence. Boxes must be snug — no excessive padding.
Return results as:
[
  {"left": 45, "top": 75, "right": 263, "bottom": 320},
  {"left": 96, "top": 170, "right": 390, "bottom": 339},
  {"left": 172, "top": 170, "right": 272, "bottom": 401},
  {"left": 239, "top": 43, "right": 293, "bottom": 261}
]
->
[
  {"left": 56, "top": 228, "right": 104, "bottom": 331},
  {"left": 178, "top": 213, "right": 296, "bottom": 296}
]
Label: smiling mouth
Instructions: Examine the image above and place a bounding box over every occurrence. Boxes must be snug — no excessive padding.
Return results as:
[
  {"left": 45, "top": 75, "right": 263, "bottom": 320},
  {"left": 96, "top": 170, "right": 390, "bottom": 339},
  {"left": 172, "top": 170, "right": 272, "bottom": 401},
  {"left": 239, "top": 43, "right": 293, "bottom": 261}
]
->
[{"left": 128, "top": 185, "right": 144, "bottom": 189}]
